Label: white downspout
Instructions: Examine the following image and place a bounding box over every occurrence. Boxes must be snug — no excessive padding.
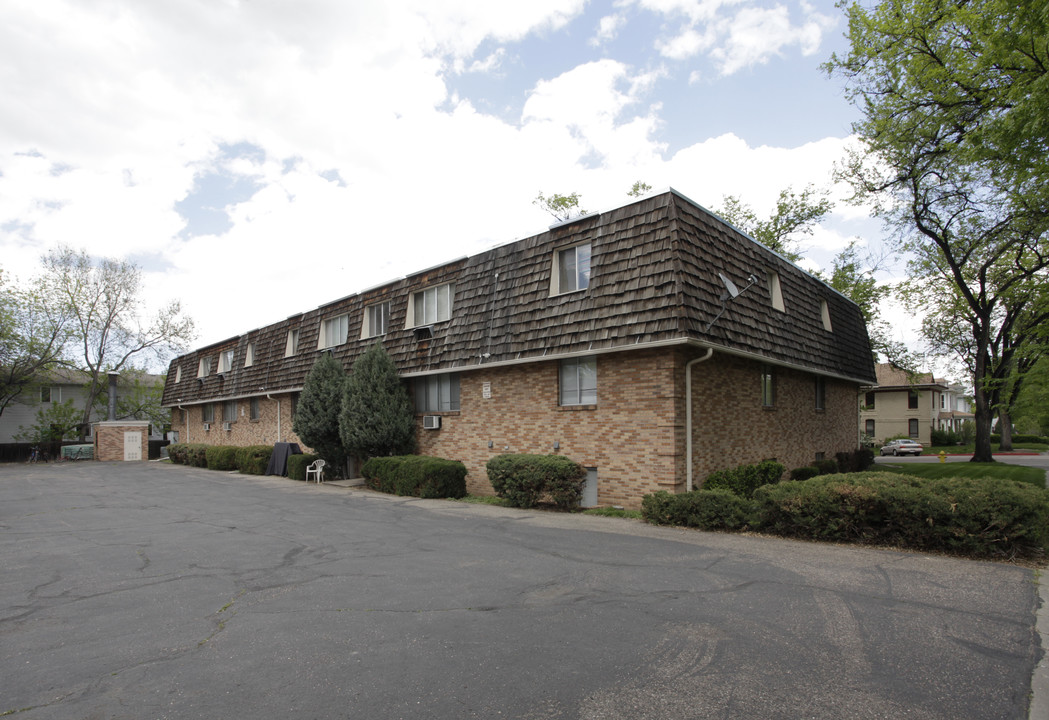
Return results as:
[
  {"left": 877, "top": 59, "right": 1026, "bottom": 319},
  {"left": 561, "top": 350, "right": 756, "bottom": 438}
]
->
[
  {"left": 268, "top": 394, "right": 280, "bottom": 442},
  {"left": 685, "top": 348, "right": 714, "bottom": 492}
]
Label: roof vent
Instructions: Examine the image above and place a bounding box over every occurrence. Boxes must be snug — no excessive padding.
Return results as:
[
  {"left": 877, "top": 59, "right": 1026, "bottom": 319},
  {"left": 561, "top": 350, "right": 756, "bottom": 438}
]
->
[{"left": 414, "top": 325, "right": 434, "bottom": 341}]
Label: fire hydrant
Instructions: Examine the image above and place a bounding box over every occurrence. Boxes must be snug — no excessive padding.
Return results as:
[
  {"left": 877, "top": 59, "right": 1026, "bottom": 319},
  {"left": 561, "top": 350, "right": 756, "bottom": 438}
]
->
[{"left": 939, "top": 450, "right": 947, "bottom": 463}]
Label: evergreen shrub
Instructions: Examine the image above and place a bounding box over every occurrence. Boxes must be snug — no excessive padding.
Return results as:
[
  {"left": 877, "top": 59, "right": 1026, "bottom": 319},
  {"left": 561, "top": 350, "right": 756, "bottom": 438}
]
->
[
  {"left": 702, "top": 460, "right": 785, "bottom": 498},
  {"left": 361, "top": 455, "right": 467, "bottom": 498},
  {"left": 185, "top": 444, "right": 209, "bottom": 468},
  {"left": 752, "top": 472, "right": 1049, "bottom": 558},
  {"left": 486, "top": 454, "right": 586, "bottom": 509},
  {"left": 205, "top": 445, "right": 239, "bottom": 471},
  {"left": 814, "top": 458, "right": 839, "bottom": 475},
  {"left": 641, "top": 489, "right": 753, "bottom": 530},
  {"left": 167, "top": 443, "right": 188, "bottom": 464},
  {"left": 236, "top": 445, "right": 273, "bottom": 475},
  {"left": 790, "top": 465, "right": 820, "bottom": 481}
]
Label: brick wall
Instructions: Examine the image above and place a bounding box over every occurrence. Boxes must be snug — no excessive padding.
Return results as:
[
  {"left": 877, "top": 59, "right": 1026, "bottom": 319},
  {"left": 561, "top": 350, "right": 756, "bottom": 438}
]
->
[
  {"left": 690, "top": 354, "right": 860, "bottom": 480},
  {"left": 94, "top": 423, "right": 149, "bottom": 461},
  {"left": 416, "top": 349, "right": 685, "bottom": 508},
  {"left": 175, "top": 394, "right": 311, "bottom": 451}
]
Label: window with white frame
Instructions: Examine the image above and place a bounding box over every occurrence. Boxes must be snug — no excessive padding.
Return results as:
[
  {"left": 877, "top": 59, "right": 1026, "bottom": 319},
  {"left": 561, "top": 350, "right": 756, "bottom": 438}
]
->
[
  {"left": 245, "top": 342, "right": 255, "bottom": 367},
  {"left": 554, "top": 242, "right": 591, "bottom": 294},
  {"left": 285, "top": 328, "right": 300, "bottom": 357},
  {"left": 218, "top": 349, "right": 234, "bottom": 373},
  {"left": 414, "top": 373, "right": 460, "bottom": 412},
  {"left": 320, "top": 314, "right": 349, "bottom": 349},
  {"left": 412, "top": 284, "right": 453, "bottom": 327},
  {"left": 197, "top": 357, "right": 212, "bottom": 377},
  {"left": 40, "top": 387, "right": 56, "bottom": 403},
  {"left": 560, "top": 356, "right": 597, "bottom": 406},
  {"left": 820, "top": 299, "right": 832, "bottom": 332},
  {"left": 767, "top": 272, "right": 785, "bottom": 312},
  {"left": 223, "top": 400, "right": 236, "bottom": 423},
  {"left": 363, "top": 301, "right": 390, "bottom": 338}
]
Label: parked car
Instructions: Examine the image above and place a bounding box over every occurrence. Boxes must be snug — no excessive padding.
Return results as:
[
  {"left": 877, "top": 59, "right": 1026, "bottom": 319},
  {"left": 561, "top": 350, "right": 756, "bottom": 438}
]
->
[{"left": 880, "top": 439, "right": 924, "bottom": 456}]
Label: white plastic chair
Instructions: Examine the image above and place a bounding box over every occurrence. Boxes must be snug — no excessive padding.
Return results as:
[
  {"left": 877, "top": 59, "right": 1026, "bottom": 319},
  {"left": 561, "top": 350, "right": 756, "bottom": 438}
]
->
[{"left": 305, "top": 458, "right": 326, "bottom": 483}]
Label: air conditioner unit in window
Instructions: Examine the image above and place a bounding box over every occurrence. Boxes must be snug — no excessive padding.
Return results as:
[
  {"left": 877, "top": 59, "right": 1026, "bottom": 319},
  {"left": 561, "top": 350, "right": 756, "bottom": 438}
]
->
[
  {"left": 203, "top": 422, "right": 211, "bottom": 431},
  {"left": 422, "top": 415, "right": 441, "bottom": 430},
  {"left": 223, "top": 422, "right": 232, "bottom": 431}
]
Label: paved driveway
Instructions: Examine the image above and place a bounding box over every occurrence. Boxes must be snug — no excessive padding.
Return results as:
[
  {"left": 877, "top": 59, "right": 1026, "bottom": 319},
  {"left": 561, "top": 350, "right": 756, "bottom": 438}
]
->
[{"left": 1, "top": 461, "right": 1043, "bottom": 719}]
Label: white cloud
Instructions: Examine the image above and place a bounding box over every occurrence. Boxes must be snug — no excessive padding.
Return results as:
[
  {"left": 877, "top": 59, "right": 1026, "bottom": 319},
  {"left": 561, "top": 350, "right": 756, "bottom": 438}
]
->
[
  {"left": 0, "top": 0, "right": 878, "bottom": 354},
  {"left": 591, "top": 14, "right": 627, "bottom": 45}
]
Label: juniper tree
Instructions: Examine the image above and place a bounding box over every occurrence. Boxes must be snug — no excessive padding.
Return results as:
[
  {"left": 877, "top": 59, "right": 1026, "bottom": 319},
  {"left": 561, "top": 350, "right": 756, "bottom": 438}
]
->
[
  {"left": 293, "top": 351, "right": 349, "bottom": 475},
  {"left": 339, "top": 342, "right": 416, "bottom": 460}
]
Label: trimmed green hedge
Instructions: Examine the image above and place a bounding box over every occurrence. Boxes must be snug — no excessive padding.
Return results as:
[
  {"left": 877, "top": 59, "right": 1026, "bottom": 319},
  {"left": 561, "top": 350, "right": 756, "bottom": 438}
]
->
[
  {"left": 288, "top": 453, "right": 319, "bottom": 481},
  {"left": 752, "top": 472, "right": 1049, "bottom": 558},
  {"left": 991, "top": 433, "right": 1049, "bottom": 444},
  {"left": 205, "top": 445, "right": 239, "bottom": 471},
  {"left": 790, "top": 465, "right": 821, "bottom": 481},
  {"left": 486, "top": 453, "right": 586, "bottom": 509},
  {"left": 361, "top": 455, "right": 468, "bottom": 498},
  {"left": 641, "top": 489, "right": 752, "bottom": 530},
  {"left": 701, "top": 459, "right": 785, "bottom": 498},
  {"left": 236, "top": 445, "right": 273, "bottom": 475}
]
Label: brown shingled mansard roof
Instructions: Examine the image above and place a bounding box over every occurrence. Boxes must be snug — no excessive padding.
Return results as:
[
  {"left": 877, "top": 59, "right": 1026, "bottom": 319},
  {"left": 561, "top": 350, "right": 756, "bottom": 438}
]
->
[{"left": 162, "top": 189, "right": 876, "bottom": 408}]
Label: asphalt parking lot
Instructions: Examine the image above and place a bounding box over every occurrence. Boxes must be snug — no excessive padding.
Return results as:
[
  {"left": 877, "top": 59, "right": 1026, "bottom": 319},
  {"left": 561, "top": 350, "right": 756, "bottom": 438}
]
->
[{"left": 1, "top": 460, "right": 1045, "bottom": 719}]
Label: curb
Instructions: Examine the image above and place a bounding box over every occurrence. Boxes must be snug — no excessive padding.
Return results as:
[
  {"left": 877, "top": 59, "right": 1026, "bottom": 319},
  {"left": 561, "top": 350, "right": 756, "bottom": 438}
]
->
[{"left": 1031, "top": 570, "right": 1049, "bottom": 720}]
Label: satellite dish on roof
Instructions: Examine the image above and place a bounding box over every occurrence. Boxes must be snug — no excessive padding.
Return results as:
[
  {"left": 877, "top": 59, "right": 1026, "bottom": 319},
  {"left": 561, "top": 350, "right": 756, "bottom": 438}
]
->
[{"left": 718, "top": 272, "right": 740, "bottom": 300}]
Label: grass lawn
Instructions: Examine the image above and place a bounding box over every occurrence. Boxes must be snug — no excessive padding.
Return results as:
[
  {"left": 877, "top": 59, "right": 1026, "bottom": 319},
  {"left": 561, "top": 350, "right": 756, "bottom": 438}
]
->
[{"left": 879, "top": 461, "right": 1047, "bottom": 488}]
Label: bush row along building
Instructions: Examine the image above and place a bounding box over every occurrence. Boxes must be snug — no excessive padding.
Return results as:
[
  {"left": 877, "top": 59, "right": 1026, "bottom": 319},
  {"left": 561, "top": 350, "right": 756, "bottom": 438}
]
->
[{"left": 161, "top": 189, "right": 877, "bottom": 507}]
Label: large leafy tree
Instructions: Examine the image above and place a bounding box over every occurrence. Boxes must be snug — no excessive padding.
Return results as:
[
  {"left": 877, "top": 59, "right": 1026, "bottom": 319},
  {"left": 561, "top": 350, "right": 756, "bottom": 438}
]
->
[
  {"left": 38, "top": 245, "right": 196, "bottom": 440},
  {"left": 293, "top": 352, "right": 349, "bottom": 475},
  {"left": 715, "top": 185, "right": 834, "bottom": 264},
  {"left": 826, "top": 0, "right": 1049, "bottom": 462},
  {"left": 339, "top": 343, "right": 416, "bottom": 460},
  {"left": 0, "top": 268, "right": 71, "bottom": 418}
]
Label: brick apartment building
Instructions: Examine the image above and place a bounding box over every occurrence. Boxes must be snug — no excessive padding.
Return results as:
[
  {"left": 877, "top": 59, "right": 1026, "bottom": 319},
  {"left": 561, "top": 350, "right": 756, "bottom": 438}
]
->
[{"left": 161, "top": 189, "right": 877, "bottom": 507}]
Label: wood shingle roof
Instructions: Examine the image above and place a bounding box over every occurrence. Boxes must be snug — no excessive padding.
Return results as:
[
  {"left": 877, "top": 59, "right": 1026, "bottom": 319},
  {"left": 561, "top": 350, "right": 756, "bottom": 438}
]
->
[{"left": 162, "top": 189, "right": 876, "bottom": 407}]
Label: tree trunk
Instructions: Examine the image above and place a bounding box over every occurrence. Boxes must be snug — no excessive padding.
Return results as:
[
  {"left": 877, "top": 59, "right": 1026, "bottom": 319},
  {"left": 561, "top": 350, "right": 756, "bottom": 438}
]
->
[
  {"left": 971, "top": 351, "right": 995, "bottom": 462},
  {"left": 998, "top": 409, "right": 1014, "bottom": 451}
]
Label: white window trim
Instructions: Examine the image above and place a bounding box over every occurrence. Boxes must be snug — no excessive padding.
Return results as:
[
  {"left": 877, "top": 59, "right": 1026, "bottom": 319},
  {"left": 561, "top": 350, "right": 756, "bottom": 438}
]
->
[
  {"left": 406, "top": 283, "right": 454, "bottom": 329},
  {"left": 318, "top": 313, "right": 350, "bottom": 350},
  {"left": 559, "top": 356, "right": 597, "bottom": 406},
  {"left": 244, "top": 343, "right": 255, "bottom": 368},
  {"left": 361, "top": 301, "right": 391, "bottom": 339},
  {"left": 218, "top": 349, "right": 234, "bottom": 373},
  {"left": 550, "top": 241, "right": 592, "bottom": 296},
  {"left": 767, "top": 272, "right": 785, "bottom": 312},
  {"left": 174, "top": 365, "right": 182, "bottom": 383},
  {"left": 197, "top": 357, "right": 211, "bottom": 378},
  {"left": 820, "top": 299, "right": 832, "bottom": 332},
  {"left": 285, "top": 329, "right": 300, "bottom": 357}
]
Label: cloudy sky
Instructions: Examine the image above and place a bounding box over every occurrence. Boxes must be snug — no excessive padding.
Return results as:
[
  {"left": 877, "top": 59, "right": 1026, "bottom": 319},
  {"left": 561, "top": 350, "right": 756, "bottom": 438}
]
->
[{"left": 1, "top": 0, "right": 908, "bottom": 362}]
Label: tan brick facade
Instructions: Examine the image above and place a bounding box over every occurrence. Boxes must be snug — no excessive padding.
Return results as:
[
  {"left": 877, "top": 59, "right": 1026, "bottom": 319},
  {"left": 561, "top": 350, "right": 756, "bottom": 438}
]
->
[{"left": 168, "top": 349, "right": 862, "bottom": 507}]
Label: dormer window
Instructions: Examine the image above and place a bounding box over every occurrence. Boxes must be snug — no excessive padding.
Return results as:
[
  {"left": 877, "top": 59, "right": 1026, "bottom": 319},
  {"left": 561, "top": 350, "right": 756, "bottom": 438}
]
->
[
  {"left": 552, "top": 242, "right": 591, "bottom": 295},
  {"left": 218, "top": 349, "right": 234, "bottom": 373},
  {"left": 362, "top": 301, "right": 390, "bottom": 339},
  {"left": 408, "top": 283, "right": 453, "bottom": 327},
  {"left": 319, "top": 314, "right": 349, "bottom": 349},
  {"left": 244, "top": 342, "right": 255, "bottom": 367},
  {"left": 820, "top": 299, "right": 832, "bottom": 332},
  {"left": 285, "top": 328, "right": 300, "bottom": 357},
  {"left": 767, "top": 271, "right": 784, "bottom": 312},
  {"left": 197, "top": 357, "right": 212, "bottom": 378},
  {"left": 174, "top": 365, "right": 182, "bottom": 383}
]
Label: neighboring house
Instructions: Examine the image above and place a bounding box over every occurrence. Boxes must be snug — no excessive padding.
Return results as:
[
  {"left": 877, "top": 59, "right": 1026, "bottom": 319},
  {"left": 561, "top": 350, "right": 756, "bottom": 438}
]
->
[
  {"left": 0, "top": 368, "right": 165, "bottom": 444},
  {"left": 859, "top": 363, "right": 973, "bottom": 445},
  {"left": 161, "top": 189, "right": 877, "bottom": 507},
  {"left": 0, "top": 368, "right": 96, "bottom": 444}
]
